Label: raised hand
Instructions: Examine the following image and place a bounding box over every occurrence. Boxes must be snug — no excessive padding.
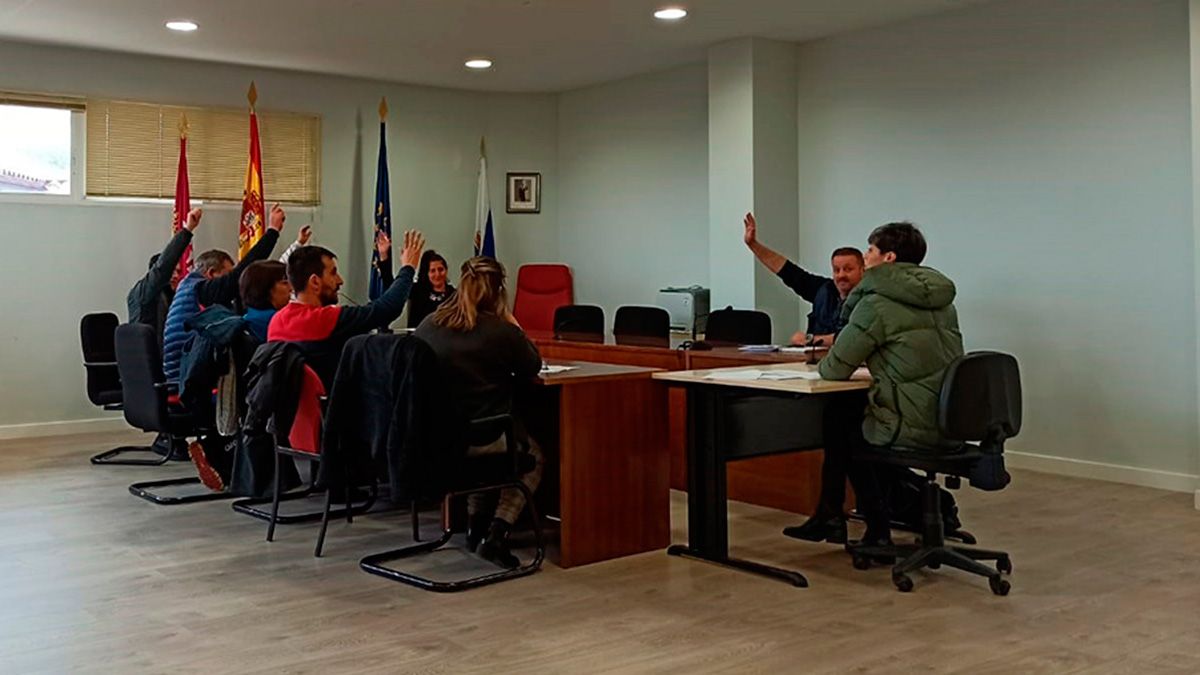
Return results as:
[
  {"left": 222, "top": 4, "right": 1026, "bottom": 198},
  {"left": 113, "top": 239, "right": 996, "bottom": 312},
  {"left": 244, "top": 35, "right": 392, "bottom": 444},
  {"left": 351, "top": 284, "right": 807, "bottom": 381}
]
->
[
  {"left": 297, "top": 224, "right": 313, "bottom": 245},
  {"left": 268, "top": 203, "right": 286, "bottom": 232},
  {"left": 375, "top": 231, "right": 392, "bottom": 261},
  {"left": 184, "top": 207, "right": 203, "bottom": 232},
  {"left": 743, "top": 212, "right": 757, "bottom": 247},
  {"left": 399, "top": 230, "right": 425, "bottom": 270}
]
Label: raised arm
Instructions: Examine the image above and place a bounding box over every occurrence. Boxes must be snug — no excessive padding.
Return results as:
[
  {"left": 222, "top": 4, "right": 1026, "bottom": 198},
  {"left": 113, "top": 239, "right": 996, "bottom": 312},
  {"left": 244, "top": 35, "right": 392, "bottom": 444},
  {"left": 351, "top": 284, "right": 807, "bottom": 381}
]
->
[
  {"left": 743, "top": 212, "right": 787, "bottom": 274},
  {"left": 197, "top": 204, "right": 284, "bottom": 307},
  {"left": 147, "top": 208, "right": 201, "bottom": 293},
  {"left": 278, "top": 224, "right": 313, "bottom": 264},
  {"left": 330, "top": 230, "right": 423, "bottom": 337}
]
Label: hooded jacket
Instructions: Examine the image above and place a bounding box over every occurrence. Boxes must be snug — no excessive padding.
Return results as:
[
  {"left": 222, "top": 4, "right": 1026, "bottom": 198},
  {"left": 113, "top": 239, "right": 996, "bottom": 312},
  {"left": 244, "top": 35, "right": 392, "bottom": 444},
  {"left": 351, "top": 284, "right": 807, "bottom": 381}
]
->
[{"left": 818, "top": 262, "right": 964, "bottom": 450}]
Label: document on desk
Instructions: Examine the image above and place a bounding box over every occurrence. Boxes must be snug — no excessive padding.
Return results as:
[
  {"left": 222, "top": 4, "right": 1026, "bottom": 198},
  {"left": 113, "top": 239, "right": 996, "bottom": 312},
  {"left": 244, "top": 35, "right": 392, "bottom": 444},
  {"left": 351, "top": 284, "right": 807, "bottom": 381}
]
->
[
  {"left": 702, "top": 369, "right": 820, "bottom": 381},
  {"left": 737, "top": 344, "right": 780, "bottom": 353},
  {"left": 540, "top": 365, "right": 577, "bottom": 374},
  {"left": 778, "top": 345, "right": 822, "bottom": 354}
]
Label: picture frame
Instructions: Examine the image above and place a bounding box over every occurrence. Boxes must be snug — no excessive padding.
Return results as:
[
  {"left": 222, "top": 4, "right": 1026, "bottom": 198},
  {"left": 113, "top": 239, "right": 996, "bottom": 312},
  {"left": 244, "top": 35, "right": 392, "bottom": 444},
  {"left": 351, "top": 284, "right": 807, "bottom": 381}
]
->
[{"left": 506, "top": 172, "right": 541, "bottom": 214}]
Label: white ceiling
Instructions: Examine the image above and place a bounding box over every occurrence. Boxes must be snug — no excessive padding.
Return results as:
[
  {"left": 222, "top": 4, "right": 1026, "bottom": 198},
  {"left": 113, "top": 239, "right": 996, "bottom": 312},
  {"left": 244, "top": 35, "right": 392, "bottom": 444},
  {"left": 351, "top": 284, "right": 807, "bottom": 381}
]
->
[{"left": 0, "top": 0, "right": 991, "bottom": 93}]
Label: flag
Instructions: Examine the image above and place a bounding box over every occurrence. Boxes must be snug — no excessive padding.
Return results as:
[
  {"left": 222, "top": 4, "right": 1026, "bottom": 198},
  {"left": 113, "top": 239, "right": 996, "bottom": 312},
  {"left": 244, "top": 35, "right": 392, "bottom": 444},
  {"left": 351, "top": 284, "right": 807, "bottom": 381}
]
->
[
  {"left": 474, "top": 137, "right": 495, "bottom": 259},
  {"left": 369, "top": 97, "right": 391, "bottom": 301},
  {"left": 171, "top": 114, "right": 192, "bottom": 278},
  {"left": 237, "top": 82, "right": 265, "bottom": 260}
]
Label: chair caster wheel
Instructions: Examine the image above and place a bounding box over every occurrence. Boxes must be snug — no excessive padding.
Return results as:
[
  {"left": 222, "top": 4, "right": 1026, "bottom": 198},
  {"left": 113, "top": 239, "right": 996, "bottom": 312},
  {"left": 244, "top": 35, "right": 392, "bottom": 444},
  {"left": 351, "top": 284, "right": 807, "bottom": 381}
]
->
[
  {"left": 852, "top": 554, "right": 871, "bottom": 571},
  {"left": 989, "top": 576, "right": 1011, "bottom": 596},
  {"left": 893, "top": 574, "right": 914, "bottom": 593},
  {"left": 952, "top": 530, "right": 977, "bottom": 545},
  {"left": 996, "top": 557, "right": 1012, "bottom": 575}
]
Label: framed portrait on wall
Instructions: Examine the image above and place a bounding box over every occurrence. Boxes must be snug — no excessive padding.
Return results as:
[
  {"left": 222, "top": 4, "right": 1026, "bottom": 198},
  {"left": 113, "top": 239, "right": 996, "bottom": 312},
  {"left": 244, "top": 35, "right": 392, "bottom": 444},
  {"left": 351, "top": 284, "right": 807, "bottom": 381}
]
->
[{"left": 506, "top": 172, "right": 541, "bottom": 214}]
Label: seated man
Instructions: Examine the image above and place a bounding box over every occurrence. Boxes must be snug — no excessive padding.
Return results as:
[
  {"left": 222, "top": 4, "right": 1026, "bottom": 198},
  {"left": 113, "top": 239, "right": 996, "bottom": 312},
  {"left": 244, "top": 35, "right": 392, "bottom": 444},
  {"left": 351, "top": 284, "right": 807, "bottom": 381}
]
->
[
  {"left": 743, "top": 212, "right": 864, "bottom": 346},
  {"left": 127, "top": 207, "right": 202, "bottom": 342},
  {"left": 816, "top": 222, "right": 964, "bottom": 548},
  {"left": 743, "top": 211, "right": 866, "bottom": 542},
  {"left": 267, "top": 230, "right": 424, "bottom": 387},
  {"left": 162, "top": 204, "right": 287, "bottom": 384}
]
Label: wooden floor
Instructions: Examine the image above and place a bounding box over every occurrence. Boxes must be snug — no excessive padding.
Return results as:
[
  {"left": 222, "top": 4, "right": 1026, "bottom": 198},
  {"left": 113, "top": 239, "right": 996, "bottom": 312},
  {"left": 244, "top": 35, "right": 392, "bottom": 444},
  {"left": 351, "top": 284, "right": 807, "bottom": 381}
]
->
[{"left": 2, "top": 430, "right": 1199, "bottom": 674}]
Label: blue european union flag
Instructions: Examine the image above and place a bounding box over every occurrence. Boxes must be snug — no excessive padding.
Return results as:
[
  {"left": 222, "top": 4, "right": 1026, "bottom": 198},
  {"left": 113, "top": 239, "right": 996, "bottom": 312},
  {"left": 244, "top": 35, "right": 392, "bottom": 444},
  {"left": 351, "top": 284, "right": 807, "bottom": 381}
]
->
[{"left": 369, "top": 117, "right": 390, "bottom": 301}]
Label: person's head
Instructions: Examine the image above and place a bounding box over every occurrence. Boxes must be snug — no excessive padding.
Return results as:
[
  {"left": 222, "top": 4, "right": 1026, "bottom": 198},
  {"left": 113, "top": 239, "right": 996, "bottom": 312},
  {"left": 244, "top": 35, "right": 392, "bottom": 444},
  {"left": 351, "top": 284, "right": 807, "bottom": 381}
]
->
[
  {"left": 239, "top": 260, "right": 291, "bottom": 311},
  {"left": 287, "top": 245, "right": 342, "bottom": 306},
  {"left": 418, "top": 250, "right": 449, "bottom": 291},
  {"left": 864, "top": 222, "right": 927, "bottom": 268},
  {"left": 430, "top": 256, "right": 508, "bottom": 331},
  {"left": 829, "top": 247, "right": 865, "bottom": 297},
  {"left": 193, "top": 249, "right": 235, "bottom": 280}
]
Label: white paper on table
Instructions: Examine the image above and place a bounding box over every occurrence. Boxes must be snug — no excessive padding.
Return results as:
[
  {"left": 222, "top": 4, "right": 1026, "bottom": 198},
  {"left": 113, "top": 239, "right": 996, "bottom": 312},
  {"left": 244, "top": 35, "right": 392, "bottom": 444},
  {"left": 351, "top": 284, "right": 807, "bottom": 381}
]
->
[
  {"left": 702, "top": 369, "right": 765, "bottom": 381},
  {"left": 757, "top": 370, "right": 821, "bottom": 381},
  {"left": 778, "top": 345, "right": 821, "bottom": 353},
  {"left": 737, "top": 344, "right": 779, "bottom": 353},
  {"left": 540, "top": 365, "right": 577, "bottom": 374}
]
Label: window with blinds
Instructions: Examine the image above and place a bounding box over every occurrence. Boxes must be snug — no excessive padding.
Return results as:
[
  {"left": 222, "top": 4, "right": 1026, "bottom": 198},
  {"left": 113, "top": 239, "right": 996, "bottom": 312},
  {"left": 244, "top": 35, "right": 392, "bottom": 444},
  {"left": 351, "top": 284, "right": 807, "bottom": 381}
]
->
[{"left": 86, "top": 99, "right": 321, "bottom": 204}]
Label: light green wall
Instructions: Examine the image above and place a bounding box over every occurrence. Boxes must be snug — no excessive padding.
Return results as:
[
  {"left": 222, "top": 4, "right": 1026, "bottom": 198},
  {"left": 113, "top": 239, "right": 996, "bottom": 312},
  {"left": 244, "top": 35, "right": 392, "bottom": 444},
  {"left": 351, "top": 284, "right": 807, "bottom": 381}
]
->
[
  {"left": 0, "top": 40, "right": 557, "bottom": 426},
  {"left": 794, "top": 0, "right": 1197, "bottom": 474},
  {"left": 557, "top": 64, "right": 710, "bottom": 332}
]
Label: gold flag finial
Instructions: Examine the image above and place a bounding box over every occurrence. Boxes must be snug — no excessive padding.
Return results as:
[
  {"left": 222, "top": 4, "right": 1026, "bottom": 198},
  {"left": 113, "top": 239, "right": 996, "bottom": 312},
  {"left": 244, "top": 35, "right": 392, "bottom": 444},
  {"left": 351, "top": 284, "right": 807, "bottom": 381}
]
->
[
  {"left": 178, "top": 112, "right": 189, "bottom": 139},
  {"left": 480, "top": 136, "right": 486, "bottom": 159},
  {"left": 379, "top": 96, "right": 388, "bottom": 120},
  {"left": 247, "top": 81, "right": 258, "bottom": 108}
]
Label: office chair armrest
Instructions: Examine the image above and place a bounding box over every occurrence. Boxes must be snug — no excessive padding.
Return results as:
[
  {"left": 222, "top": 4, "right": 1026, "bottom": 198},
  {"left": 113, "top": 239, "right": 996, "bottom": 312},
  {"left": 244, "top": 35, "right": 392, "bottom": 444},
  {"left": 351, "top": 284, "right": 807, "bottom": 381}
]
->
[{"left": 83, "top": 360, "right": 118, "bottom": 368}]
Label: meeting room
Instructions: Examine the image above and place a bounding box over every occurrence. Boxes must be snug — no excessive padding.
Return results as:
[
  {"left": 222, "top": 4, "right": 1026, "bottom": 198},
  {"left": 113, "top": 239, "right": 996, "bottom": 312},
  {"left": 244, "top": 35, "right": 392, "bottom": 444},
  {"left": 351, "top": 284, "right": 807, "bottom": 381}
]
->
[{"left": 0, "top": 0, "right": 1198, "bottom": 671}]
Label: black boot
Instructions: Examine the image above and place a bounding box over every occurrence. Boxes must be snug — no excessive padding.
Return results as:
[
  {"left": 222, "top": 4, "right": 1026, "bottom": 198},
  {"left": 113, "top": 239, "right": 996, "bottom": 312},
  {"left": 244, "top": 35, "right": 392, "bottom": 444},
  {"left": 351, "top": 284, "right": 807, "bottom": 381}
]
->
[
  {"left": 478, "top": 519, "right": 520, "bottom": 569},
  {"left": 466, "top": 512, "right": 492, "bottom": 553},
  {"left": 847, "top": 525, "right": 895, "bottom": 564},
  {"left": 782, "top": 514, "right": 847, "bottom": 543}
]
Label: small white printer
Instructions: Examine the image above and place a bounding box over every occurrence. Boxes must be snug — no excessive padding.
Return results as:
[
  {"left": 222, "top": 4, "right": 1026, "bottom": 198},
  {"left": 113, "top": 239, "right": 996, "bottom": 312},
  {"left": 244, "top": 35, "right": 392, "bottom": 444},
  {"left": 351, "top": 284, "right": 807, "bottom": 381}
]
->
[{"left": 656, "top": 286, "right": 710, "bottom": 338}]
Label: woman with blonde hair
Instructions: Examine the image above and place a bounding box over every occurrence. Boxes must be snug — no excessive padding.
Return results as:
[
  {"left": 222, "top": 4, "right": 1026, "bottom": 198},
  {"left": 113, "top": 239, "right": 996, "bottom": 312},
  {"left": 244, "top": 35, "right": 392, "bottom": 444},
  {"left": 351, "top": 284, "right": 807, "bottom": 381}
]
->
[{"left": 414, "top": 256, "right": 544, "bottom": 569}]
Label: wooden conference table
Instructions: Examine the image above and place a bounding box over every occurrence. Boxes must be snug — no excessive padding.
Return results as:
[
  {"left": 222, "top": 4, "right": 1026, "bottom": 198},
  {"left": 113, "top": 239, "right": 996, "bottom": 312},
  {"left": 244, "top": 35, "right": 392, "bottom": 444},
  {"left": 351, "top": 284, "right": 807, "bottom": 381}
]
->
[
  {"left": 529, "top": 331, "right": 837, "bottom": 517},
  {"left": 654, "top": 362, "right": 871, "bottom": 586},
  {"left": 525, "top": 360, "right": 669, "bottom": 568}
]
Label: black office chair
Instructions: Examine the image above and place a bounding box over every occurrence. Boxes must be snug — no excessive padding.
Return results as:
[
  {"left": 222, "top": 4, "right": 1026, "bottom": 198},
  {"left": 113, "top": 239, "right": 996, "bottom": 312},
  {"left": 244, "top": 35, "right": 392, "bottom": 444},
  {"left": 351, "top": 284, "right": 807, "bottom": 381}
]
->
[
  {"left": 704, "top": 306, "right": 772, "bottom": 345},
  {"left": 613, "top": 305, "right": 670, "bottom": 346},
  {"left": 360, "top": 414, "right": 545, "bottom": 592},
  {"left": 553, "top": 304, "right": 604, "bottom": 339},
  {"left": 82, "top": 313, "right": 163, "bottom": 465},
  {"left": 848, "top": 351, "right": 1020, "bottom": 595},
  {"left": 114, "top": 323, "right": 232, "bottom": 505}
]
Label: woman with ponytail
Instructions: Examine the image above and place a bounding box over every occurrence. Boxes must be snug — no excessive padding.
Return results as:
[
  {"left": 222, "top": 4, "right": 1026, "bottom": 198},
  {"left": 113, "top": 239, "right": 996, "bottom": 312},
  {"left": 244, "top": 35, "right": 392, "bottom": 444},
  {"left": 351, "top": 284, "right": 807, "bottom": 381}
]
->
[{"left": 414, "top": 256, "right": 544, "bottom": 569}]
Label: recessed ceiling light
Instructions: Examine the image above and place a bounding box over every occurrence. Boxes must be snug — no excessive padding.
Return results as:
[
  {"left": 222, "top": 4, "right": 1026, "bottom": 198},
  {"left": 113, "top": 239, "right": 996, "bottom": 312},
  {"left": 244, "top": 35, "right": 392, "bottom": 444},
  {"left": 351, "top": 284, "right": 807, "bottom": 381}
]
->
[
  {"left": 654, "top": 7, "right": 688, "bottom": 20},
  {"left": 165, "top": 20, "right": 198, "bottom": 32},
  {"left": 465, "top": 59, "right": 493, "bottom": 70}
]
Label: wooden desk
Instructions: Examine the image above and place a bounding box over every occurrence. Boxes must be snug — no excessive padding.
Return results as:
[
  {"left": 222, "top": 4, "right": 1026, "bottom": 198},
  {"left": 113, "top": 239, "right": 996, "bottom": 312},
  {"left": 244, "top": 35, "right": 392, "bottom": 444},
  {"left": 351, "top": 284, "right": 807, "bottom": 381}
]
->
[
  {"left": 653, "top": 364, "right": 870, "bottom": 586},
  {"left": 523, "top": 361, "right": 670, "bottom": 568},
  {"left": 530, "top": 333, "right": 836, "bottom": 517}
]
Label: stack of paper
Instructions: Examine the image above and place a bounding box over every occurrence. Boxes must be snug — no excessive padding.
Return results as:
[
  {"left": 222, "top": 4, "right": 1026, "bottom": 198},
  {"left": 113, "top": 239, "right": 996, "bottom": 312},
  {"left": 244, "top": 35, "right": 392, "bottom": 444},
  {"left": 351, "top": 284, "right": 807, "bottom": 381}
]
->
[
  {"left": 702, "top": 369, "right": 822, "bottom": 381},
  {"left": 540, "top": 364, "right": 577, "bottom": 375},
  {"left": 737, "top": 344, "right": 779, "bottom": 353}
]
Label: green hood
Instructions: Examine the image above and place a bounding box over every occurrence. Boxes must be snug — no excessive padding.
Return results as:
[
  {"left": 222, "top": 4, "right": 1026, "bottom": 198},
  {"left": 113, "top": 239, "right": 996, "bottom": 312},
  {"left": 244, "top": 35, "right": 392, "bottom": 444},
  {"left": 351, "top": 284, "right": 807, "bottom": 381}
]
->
[{"left": 846, "top": 263, "right": 956, "bottom": 314}]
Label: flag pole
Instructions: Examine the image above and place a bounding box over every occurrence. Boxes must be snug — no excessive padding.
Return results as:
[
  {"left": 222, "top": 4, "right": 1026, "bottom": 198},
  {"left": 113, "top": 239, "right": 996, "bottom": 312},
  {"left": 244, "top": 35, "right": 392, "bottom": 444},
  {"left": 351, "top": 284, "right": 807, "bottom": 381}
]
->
[
  {"left": 247, "top": 81, "right": 257, "bottom": 110},
  {"left": 379, "top": 96, "right": 388, "bottom": 121}
]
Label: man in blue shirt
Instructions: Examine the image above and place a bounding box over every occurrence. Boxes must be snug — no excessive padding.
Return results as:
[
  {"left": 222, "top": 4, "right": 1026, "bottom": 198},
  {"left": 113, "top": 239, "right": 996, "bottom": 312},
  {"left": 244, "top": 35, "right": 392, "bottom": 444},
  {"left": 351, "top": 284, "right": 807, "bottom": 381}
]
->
[
  {"left": 742, "top": 211, "right": 865, "bottom": 543},
  {"left": 743, "top": 212, "right": 864, "bottom": 346}
]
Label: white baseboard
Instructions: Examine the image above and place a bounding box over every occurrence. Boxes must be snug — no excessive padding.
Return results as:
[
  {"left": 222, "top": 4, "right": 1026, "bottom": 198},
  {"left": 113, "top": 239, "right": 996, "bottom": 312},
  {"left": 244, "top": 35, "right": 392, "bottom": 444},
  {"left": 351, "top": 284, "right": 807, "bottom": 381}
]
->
[
  {"left": 0, "top": 417, "right": 131, "bottom": 441},
  {"left": 1007, "top": 450, "right": 1199, "bottom": 499}
]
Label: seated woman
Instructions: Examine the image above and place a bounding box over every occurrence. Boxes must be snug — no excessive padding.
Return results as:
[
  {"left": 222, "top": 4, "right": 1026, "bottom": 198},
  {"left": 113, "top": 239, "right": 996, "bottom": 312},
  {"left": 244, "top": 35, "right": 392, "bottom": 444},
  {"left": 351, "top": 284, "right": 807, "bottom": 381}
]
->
[
  {"left": 239, "top": 260, "right": 292, "bottom": 341},
  {"left": 414, "top": 256, "right": 543, "bottom": 569},
  {"left": 406, "top": 250, "right": 455, "bottom": 329}
]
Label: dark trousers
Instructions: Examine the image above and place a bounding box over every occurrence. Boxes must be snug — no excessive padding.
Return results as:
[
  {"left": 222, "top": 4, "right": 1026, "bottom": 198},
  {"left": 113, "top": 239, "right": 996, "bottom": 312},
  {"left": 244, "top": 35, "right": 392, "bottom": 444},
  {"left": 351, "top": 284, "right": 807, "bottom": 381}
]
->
[{"left": 822, "top": 392, "right": 891, "bottom": 532}]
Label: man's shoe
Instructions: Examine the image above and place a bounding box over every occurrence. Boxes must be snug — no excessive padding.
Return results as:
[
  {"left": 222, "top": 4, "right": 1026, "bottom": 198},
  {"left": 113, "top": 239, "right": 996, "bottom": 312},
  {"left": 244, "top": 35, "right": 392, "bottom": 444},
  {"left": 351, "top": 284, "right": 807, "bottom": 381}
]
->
[
  {"left": 478, "top": 520, "right": 520, "bottom": 569},
  {"left": 188, "top": 441, "right": 225, "bottom": 492},
  {"left": 782, "top": 515, "right": 848, "bottom": 544},
  {"left": 847, "top": 526, "right": 895, "bottom": 564}
]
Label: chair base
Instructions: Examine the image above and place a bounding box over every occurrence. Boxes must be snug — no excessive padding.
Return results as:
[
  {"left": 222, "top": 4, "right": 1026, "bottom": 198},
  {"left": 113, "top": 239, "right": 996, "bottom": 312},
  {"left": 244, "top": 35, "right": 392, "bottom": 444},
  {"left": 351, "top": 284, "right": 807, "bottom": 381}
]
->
[
  {"left": 847, "top": 510, "right": 977, "bottom": 545},
  {"left": 128, "top": 477, "right": 236, "bottom": 505},
  {"left": 91, "top": 445, "right": 169, "bottom": 466},
  {"left": 359, "top": 483, "right": 544, "bottom": 592},
  {"left": 231, "top": 489, "right": 375, "bottom": 525},
  {"left": 849, "top": 541, "right": 1011, "bottom": 595}
]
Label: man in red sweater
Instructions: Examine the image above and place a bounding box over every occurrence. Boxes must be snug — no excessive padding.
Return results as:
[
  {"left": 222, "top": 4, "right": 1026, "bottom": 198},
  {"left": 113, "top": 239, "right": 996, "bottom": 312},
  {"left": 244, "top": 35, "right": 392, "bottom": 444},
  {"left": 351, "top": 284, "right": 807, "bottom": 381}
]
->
[{"left": 268, "top": 230, "right": 425, "bottom": 386}]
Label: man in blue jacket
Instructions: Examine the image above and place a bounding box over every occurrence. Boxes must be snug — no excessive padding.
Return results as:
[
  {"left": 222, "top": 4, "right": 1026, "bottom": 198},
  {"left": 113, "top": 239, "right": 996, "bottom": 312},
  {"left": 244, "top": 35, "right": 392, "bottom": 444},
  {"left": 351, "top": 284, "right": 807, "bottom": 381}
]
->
[{"left": 162, "top": 204, "right": 286, "bottom": 384}]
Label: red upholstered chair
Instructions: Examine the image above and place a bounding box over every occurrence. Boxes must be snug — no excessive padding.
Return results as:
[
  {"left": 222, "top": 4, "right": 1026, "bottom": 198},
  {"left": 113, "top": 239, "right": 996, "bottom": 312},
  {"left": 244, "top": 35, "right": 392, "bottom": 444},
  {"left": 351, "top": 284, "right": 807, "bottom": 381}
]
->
[{"left": 513, "top": 264, "right": 573, "bottom": 333}]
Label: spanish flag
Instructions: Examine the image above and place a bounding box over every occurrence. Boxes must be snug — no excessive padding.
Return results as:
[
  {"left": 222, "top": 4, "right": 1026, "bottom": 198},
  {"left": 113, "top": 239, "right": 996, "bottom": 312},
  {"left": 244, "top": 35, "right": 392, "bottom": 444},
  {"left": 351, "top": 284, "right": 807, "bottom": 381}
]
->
[{"left": 237, "top": 82, "right": 265, "bottom": 260}]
